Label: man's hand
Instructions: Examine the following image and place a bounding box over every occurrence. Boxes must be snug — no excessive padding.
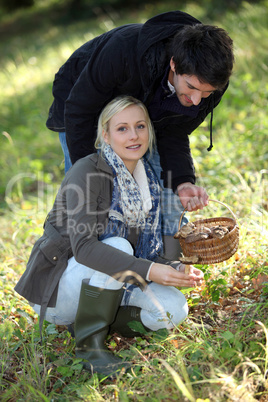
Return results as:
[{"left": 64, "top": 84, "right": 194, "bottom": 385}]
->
[{"left": 177, "top": 182, "right": 209, "bottom": 211}]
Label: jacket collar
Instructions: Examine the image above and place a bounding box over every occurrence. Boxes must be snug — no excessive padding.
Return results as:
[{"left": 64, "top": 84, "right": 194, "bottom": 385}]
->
[{"left": 95, "top": 153, "right": 113, "bottom": 175}]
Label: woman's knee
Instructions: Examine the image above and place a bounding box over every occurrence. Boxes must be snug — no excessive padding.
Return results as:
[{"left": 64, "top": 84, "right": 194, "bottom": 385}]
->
[
  {"left": 138, "top": 285, "right": 188, "bottom": 331},
  {"left": 168, "top": 290, "right": 188, "bottom": 327},
  {"left": 153, "top": 289, "right": 188, "bottom": 329},
  {"left": 102, "top": 237, "right": 134, "bottom": 255}
]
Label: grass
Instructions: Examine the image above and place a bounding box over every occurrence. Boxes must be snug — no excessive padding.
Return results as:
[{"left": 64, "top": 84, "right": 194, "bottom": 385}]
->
[{"left": 0, "top": 0, "right": 268, "bottom": 400}]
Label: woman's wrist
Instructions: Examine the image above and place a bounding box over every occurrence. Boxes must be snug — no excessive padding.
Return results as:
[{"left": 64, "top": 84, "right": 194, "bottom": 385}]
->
[{"left": 146, "top": 262, "right": 154, "bottom": 281}]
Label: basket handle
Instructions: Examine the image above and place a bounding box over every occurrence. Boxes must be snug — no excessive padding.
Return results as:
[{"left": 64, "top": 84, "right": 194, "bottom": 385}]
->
[{"left": 178, "top": 198, "right": 237, "bottom": 230}]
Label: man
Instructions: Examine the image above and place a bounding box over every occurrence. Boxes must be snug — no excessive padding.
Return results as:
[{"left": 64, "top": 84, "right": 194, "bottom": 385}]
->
[{"left": 46, "top": 10, "right": 234, "bottom": 259}]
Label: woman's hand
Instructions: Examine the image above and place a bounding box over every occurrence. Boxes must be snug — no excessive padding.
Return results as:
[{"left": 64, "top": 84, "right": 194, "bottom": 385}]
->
[
  {"left": 179, "top": 264, "right": 204, "bottom": 286},
  {"left": 148, "top": 263, "right": 204, "bottom": 288}
]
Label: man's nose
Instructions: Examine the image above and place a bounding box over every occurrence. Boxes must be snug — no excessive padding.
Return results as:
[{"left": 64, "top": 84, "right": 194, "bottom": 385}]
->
[{"left": 191, "top": 91, "right": 202, "bottom": 105}]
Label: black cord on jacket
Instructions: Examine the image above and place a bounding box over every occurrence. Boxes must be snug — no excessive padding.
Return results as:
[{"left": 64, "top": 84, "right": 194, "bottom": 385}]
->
[{"left": 207, "top": 96, "right": 214, "bottom": 151}]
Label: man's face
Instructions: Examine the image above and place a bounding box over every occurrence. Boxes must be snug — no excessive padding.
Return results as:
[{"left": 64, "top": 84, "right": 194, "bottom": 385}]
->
[{"left": 169, "top": 58, "right": 217, "bottom": 107}]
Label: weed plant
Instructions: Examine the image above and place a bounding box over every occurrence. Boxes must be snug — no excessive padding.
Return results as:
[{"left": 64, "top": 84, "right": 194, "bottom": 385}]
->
[{"left": 0, "top": 0, "right": 268, "bottom": 400}]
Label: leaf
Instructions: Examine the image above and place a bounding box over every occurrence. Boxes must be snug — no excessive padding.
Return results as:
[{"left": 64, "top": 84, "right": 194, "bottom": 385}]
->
[
  {"left": 234, "top": 340, "right": 243, "bottom": 352},
  {"left": 222, "top": 330, "right": 234, "bottom": 342},
  {"left": 0, "top": 320, "right": 15, "bottom": 341},
  {"left": 153, "top": 328, "right": 169, "bottom": 340},
  {"left": 57, "top": 366, "right": 74, "bottom": 377},
  {"left": 170, "top": 339, "right": 180, "bottom": 348},
  {"left": 220, "top": 345, "right": 236, "bottom": 359},
  {"left": 72, "top": 363, "right": 83, "bottom": 373},
  {"left": 128, "top": 320, "right": 148, "bottom": 334},
  {"left": 45, "top": 323, "right": 58, "bottom": 335},
  {"left": 53, "top": 358, "right": 70, "bottom": 367},
  {"left": 189, "top": 366, "right": 203, "bottom": 381},
  {"left": 211, "top": 289, "right": 220, "bottom": 302}
]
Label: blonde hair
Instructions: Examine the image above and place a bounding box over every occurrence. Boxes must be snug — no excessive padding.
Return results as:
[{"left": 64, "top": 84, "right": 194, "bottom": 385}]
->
[{"left": 94, "top": 95, "right": 155, "bottom": 154}]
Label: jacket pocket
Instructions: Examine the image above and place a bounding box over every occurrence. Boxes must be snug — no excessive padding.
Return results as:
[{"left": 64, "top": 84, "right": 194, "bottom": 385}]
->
[
  {"left": 39, "top": 237, "right": 64, "bottom": 264},
  {"left": 15, "top": 233, "right": 70, "bottom": 307}
]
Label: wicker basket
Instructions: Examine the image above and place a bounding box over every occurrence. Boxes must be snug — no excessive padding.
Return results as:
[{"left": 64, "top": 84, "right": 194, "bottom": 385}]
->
[{"left": 176, "top": 199, "right": 239, "bottom": 264}]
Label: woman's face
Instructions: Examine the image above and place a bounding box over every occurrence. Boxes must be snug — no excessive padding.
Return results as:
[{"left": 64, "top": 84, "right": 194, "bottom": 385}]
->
[{"left": 103, "top": 105, "right": 150, "bottom": 173}]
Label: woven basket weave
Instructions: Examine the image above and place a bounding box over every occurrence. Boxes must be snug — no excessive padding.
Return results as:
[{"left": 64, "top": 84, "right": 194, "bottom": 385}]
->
[{"left": 177, "top": 199, "right": 239, "bottom": 264}]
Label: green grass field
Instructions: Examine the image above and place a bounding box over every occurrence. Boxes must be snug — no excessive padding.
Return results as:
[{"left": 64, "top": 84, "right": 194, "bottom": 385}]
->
[{"left": 0, "top": 0, "right": 268, "bottom": 400}]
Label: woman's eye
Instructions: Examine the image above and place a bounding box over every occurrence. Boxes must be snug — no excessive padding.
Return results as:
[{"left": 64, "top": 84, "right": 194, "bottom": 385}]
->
[
  {"left": 137, "top": 124, "right": 145, "bottom": 129},
  {"left": 118, "top": 126, "right": 127, "bottom": 132}
]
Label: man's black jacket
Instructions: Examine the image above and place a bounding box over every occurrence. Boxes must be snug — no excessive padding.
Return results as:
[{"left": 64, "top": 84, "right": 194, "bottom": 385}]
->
[{"left": 46, "top": 11, "right": 227, "bottom": 191}]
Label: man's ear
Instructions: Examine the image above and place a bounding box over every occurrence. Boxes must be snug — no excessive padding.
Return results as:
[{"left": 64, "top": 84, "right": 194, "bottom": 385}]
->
[
  {"left": 170, "top": 57, "right": 176, "bottom": 72},
  {"left": 102, "top": 129, "right": 109, "bottom": 144}
]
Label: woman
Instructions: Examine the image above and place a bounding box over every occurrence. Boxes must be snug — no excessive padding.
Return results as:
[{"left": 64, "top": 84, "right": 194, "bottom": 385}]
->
[{"left": 15, "top": 96, "right": 203, "bottom": 376}]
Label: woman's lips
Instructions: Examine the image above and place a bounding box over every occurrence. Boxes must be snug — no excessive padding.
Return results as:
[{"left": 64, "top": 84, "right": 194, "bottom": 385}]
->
[{"left": 126, "top": 144, "right": 141, "bottom": 149}]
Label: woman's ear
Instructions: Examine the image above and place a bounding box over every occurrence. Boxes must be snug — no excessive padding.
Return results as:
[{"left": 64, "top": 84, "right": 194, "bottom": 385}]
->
[{"left": 102, "top": 129, "right": 109, "bottom": 144}]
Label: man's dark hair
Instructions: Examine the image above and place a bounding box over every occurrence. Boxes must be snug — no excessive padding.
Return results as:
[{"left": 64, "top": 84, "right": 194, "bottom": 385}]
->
[{"left": 171, "top": 24, "right": 234, "bottom": 89}]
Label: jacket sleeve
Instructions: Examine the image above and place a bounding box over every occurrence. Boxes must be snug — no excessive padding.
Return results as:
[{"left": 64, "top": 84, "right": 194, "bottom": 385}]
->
[
  {"left": 156, "top": 122, "right": 196, "bottom": 191},
  {"left": 63, "top": 161, "right": 152, "bottom": 288},
  {"left": 64, "top": 36, "right": 133, "bottom": 164}
]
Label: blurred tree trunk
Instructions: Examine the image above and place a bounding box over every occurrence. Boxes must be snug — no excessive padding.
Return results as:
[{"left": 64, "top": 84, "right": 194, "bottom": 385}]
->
[{"left": 68, "top": 0, "right": 84, "bottom": 13}]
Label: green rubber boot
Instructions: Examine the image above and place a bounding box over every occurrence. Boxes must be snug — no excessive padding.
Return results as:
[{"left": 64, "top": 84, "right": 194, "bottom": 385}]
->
[
  {"left": 110, "top": 306, "right": 150, "bottom": 338},
  {"left": 74, "top": 279, "right": 131, "bottom": 376}
]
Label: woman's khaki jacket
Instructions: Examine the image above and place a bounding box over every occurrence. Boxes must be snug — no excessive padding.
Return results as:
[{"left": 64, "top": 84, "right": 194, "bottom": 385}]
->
[{"left": 15, "top": 154, "right": 157, "bottom": 315}]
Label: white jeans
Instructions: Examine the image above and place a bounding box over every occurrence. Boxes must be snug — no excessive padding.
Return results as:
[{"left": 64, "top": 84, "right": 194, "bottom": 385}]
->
[{"left": 33, "top": 237, "right": 188, "bottom": 331}]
